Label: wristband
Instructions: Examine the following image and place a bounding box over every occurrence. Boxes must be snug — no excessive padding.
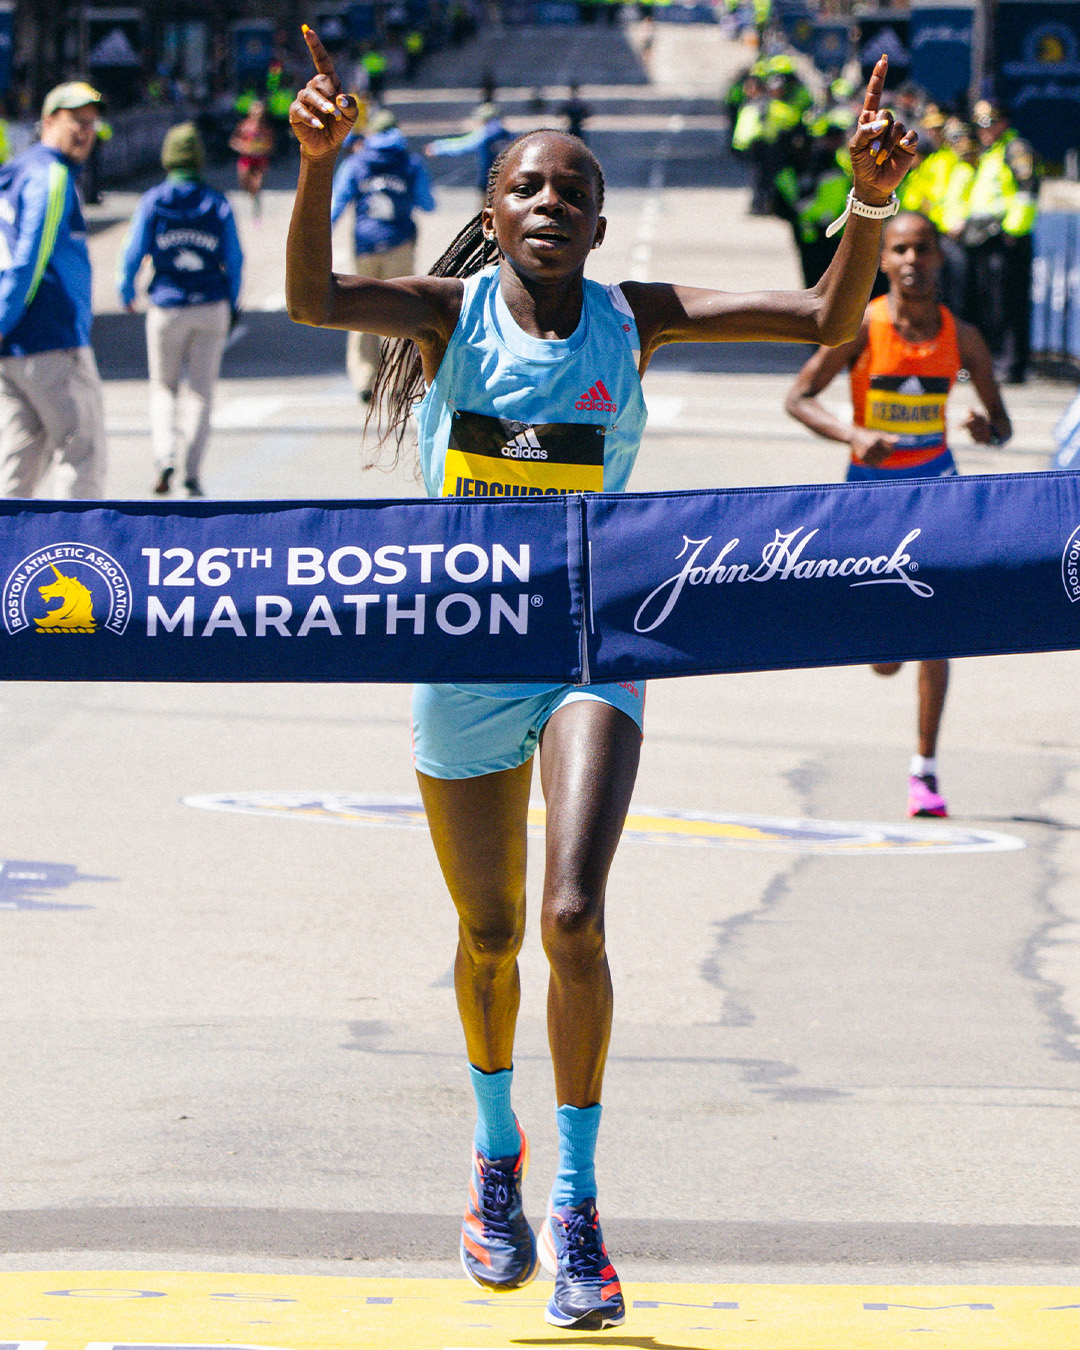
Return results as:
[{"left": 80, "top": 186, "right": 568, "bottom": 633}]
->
[{"left": 825, "top": 190, "right": 900, "bottom": 239}]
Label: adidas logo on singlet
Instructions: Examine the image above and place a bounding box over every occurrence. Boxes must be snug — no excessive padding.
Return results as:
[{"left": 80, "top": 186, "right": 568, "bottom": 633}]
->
[
  {"left": 897, "top": 376, "right": 926, "bottom": 395},
  {"left": 575, "top": 379, "right": 616, "bottom": 414},
  {"left": 499, "top": 428, "right": 548, "bottom": 460}
]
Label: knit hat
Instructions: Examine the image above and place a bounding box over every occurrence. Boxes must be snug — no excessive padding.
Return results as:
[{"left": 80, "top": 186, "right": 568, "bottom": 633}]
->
[
  {"left": 42, "top": 81, "right": 102, "bottom": 117},
  {"left": 161, "top": 122, "right": 205, "bottom": 174}
]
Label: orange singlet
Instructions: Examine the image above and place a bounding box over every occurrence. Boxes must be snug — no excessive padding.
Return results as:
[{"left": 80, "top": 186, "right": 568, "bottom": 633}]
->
[{"left": 849, "top": 295, "right": 961, "bottom": 473}]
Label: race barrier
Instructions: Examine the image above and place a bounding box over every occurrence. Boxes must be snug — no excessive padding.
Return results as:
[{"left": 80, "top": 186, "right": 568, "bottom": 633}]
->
[{"left": 3, "top": 469, "right": 1080, "bottom": 683}]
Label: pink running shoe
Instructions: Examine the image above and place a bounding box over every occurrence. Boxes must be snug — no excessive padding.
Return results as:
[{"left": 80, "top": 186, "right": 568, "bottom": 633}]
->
[{"left": 908, "top": 773, "right": 948, "bottom": 818}]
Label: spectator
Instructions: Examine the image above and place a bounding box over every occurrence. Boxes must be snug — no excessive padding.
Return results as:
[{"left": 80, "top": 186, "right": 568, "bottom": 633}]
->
[
  {"left": 964, "top": 99, "right": 1039, "bottom": 384},
  {"left": 360, "top": 45, "right": 389, "bottom": 103},
  {"left": 0, "top": 81, "right": 106, "bottom": 498},
  {"left": 332, "top": 110, "right": 434, "bottom": 401},
  {"left": 427, "top": 102, "right": 513, "bottom": 205},
  {"left": 117, "top": 122, "right": 243, "bottom": 498},
  {"left": 561, "top": 84, "right": 591, "bottom": 142}
]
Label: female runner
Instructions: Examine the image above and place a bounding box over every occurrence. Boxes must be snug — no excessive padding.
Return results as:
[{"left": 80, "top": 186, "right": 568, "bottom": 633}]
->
[{"left": 286, "top": 28, "right": 916, "bottom": 1332}]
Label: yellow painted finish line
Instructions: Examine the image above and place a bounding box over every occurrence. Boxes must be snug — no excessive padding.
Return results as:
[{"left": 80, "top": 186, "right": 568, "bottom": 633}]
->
[{"left": 3, "top": 1273, "right": 1080, "bottom": 1349}]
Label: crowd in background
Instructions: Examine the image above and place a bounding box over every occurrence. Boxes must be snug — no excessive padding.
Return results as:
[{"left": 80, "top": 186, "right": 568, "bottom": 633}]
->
[{"left": 727, "top": 50, "right": 1039, "bottom": 384}]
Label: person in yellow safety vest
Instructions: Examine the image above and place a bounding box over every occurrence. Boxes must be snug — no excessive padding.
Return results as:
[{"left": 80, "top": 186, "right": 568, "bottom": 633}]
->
[
  {"left": 898, "top": 106, "right": 952, "bottom": 226},
  {"left": 266, "top": 62, "right": 294, "bottom": 122},
  {"left": 0, "top": 116, "right": 9, "bottom": 165},
  {"left": 962, "top": 98, "right": 1039, "bottom": 383},
  {"left": 765, "top": 54, "right": 811, "bottom": 116},
  {"left": 804, "top": 76, "right": 856, "bottom": 138},
  {"left": 361, "top": 46, "right": 389, "bottom": 102},
  {"left": 773, "top": 123, "right": 852, "bottom": 285},
  {"left": 931, "top": 118, "right": 978, "bottom": 315},
  {"left": 404, "top": 29, "right": 424, "bottom": 79},
  {"left": 752, "top": 0, "right": 771, "bottom": 33},
  {"left": 730, "top": 71, "right": 775, "bottom": 213}
]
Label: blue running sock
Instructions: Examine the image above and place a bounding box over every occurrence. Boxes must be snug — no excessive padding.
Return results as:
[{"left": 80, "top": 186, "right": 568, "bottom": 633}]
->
[
  {"left": 469, "top": 1065, "right": 519, "bottom": 1160},
  {"left": 551, "top": 1102, "right": 601, "bottom": 1208}
]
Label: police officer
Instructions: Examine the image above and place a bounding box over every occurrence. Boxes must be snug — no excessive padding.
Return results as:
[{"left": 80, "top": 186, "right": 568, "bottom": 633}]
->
[
  {"left": 118, "top": 123, "right": 243, "bottom": 497},
  {"left": 773, "top": 120, "right": 851, "bottom": 285},
  {"left": 963, "top": 99, "right": 1038, "bottom": 384}
]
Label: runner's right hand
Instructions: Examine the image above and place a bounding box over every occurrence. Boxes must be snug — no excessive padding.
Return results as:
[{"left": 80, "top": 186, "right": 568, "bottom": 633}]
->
[
  {"left": 290, "top": 26, "right": 359, "bottom": 159},
  {"left": 850, "top": 427, "right": 899, "bottom": 465}
]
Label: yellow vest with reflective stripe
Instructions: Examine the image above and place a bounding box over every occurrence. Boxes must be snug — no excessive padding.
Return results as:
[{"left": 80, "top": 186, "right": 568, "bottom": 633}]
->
[{"left": 968, "top": 131, "right": 1037, "bottom": 237}]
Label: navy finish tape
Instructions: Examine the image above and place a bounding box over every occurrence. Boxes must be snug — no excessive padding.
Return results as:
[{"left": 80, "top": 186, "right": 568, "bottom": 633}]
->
[
  {"left": 0, "top": 495, "right": 581, "bottom": 684},
  {"left": 586, "top": 472, "right": 1080, "bottom": 680},
  {"left": 2, "top": 471, "right": 1079, "bottom": 683}
]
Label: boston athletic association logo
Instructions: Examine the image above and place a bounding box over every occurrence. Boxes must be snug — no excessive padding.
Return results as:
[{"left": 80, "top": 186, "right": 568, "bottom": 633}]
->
[
  {"left": 3, "top": 542, "right": 132, "bottom": 636},
  {"left": 1063, "top": 524, "right": 1080, "bottom": 604}
]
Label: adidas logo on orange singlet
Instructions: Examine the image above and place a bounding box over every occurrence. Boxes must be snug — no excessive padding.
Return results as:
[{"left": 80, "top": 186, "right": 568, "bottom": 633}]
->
[{"left": 575, "top": 379, "right": 616, "bottom": 414}]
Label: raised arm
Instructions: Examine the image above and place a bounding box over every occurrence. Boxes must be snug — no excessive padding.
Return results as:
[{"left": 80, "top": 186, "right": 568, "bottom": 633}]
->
[
  {"left": 286, "top": 26, "right": 460, "bottom": 375},
  {"left": 626, "top": 55, "right": 917, "bottom": 366}
]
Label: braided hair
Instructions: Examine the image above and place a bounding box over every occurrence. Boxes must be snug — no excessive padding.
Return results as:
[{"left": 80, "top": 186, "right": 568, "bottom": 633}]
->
[{"left": 364, "top": 129, "right": 606, "bottom": 470}]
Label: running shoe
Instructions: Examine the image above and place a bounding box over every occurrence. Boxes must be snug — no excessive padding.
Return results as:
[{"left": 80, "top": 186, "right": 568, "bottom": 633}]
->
[
  {"left": 539, "top": 1198, "right": 625, "bottom": 1330},
  {"left": 184, "top": 478, "right": 205, "bottom": 498},
  {"left": 153, "top": 466, "right": 173, "bottom": 495},
  {"left": 908, "top": 773, "right": 948, "bottom": 818},
  {"left": 460, "top": 1120, "right": 539, "bottom": 1291}
]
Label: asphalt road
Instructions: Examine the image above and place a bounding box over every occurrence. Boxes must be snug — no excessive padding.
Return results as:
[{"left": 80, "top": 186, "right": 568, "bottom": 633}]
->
[{"left": 4, "top": 21, "right": 1080, "bottom": 1293}]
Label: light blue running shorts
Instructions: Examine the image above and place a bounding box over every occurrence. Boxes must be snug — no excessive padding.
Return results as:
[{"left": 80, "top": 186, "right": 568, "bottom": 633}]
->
[{"left": 411, "top": 680, "right": 646, "bottom": 780}]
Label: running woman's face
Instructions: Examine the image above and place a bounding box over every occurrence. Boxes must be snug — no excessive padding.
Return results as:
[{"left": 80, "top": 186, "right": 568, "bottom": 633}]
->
[
  {"left": 881, "top": 215, "right": 942, "bottom": 299},
  {"left": 483, "top": 134, "right": 606, "bottom": 281}
]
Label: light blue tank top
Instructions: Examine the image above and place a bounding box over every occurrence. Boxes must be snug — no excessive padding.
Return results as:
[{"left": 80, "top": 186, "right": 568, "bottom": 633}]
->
[
  {"left": 415, "top": 265, "right": 648, "bottom": 500},
  {"left": 414, "top": 264, "right": 648, "bottom": 698}
]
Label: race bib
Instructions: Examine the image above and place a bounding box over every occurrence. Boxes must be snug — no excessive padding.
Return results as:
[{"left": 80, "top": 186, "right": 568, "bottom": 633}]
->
[
  {"left": 442, "top": 411, "right": 605, "bottom": 498},
  {"left": 866, "top": 374, "right": 949, "bottom": 449}
]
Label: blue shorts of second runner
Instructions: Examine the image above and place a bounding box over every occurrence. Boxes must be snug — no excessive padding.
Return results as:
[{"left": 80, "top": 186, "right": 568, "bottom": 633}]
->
[
  {"left": 412, "top": 680, "right": 646, "bottom": 780},
  {"left": 846, "top": 448, "right": 957, "bottom": 482}
]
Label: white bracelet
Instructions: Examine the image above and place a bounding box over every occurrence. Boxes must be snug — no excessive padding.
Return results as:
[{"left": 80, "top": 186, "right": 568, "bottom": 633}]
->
[{"left": 825, "top": 190, "right": 900, "bottom": 239}]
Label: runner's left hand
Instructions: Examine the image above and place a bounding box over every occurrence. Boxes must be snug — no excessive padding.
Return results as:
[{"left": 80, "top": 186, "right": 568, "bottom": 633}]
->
[
  {"left": 964, "top": 409, "right": 997, "bottom": 444},
  {"left": 848, "top": 55, "right": 918, "bottom": 206}
]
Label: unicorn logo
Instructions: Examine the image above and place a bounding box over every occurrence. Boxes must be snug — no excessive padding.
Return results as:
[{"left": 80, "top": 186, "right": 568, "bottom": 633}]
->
[{"left": 34, "top": 564, "right": 96, "bottom": 633}]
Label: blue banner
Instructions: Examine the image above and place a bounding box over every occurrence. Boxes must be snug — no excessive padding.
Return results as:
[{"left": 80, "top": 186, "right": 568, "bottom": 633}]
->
[
  {"left": 857, "top": 13, "right": 912, "bottom": 88},
  {"left": 3, "top": 474, "right": 1080, "bottom": 683},
  {"left": 0, "top": 497, "right": 582, "bottom": 684},
  {"left": 909, "top": 6, "right": 972, "bottom": 107},
  {"left": 232, "top": 21, "right": 276, "bottom": 87},
  {"left": 584, "top": 473, "right": 1080, "bottom": 679},
  {"left": 997, "top": 1, "right": 1080, "bottom": 163},
  {"left": 779, "top": 5, "right": 816, "bottom": 55},
  {"left": 811, "top": 19, "right": 852, "bottom": 75}
]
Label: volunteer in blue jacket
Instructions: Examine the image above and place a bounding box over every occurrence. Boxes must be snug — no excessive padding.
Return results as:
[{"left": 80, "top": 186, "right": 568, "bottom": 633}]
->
[
  {"left": 0, "top": 81, "right": 106, "bottom": 498},
  {"left": 331, "top": 109, "right": 435, "bottom": 401},
  {"left": 118, "top": 122, "right": 243, "bottom": 497}
]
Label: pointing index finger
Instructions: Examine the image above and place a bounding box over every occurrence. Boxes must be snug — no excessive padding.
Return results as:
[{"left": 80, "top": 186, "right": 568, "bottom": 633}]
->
[
  {"left": 860, "top": 53, "right": 888, "bottom": 119},
  {"left": 302, "top": 24, "right": 338, "bottom": 79}
]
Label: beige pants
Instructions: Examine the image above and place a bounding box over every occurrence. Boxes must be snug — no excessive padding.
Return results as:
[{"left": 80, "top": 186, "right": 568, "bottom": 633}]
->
[
  {"left": 147, "top": 299, "right": 230, "bottom": 482},
  {"left": 348, "top": 239, "right": 416, "bottom": 396},
  {"left": 0, "top": 346, "right": 106, "bottom": 498}
]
